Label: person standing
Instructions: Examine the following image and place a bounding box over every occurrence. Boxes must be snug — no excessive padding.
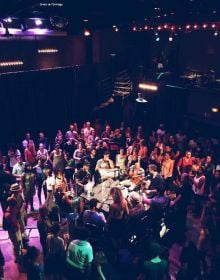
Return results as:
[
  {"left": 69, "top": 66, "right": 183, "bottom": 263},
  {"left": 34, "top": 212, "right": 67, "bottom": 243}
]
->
[
  {"left": 4, "top": 197, "right": 23, "bottom": 271},
  {"left": 66, "top": 227, "right": 93, "bottom": 280},
  {"left": 138, "top": 242, "right": 169, "bottom": 280},
  {"left": 22, "top": 163, "right": 36, "bottom": 212}
]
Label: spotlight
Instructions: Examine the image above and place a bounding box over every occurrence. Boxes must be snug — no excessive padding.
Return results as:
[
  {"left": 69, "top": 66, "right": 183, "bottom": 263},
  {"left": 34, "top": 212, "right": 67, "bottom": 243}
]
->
[
  {"left": 84, "top": 29, "right": 91, "bottom": 36},
  {"left": 155, "top": 37, "right": 160, "bottom": 42},
  {"left": 139, "top": 83, "right": 158, "bottom": 91},
  {"left": 169, "top": 36, "right": 173, "bottom": 42},
  {"left": 4, "top": 17, "right": 12, "bottom": 23},
  {"left": 211, "top": 107, "right": 218, "bottom": 113},
  {"left": 0, "top": 60, "right": 23, "bottom": 67},
  {"left": 214, "top": 30, "right": 218, "bottom": 36},
  {"left": 35, "top": 19, "right": 43, "bottom": 26},
  {"left": 136, "top": 93, "right": 148, "bottom": 103}
]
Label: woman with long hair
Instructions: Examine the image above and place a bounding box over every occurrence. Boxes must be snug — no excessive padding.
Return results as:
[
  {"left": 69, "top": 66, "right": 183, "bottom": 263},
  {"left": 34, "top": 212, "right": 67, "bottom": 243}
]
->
[{"left": 108, "top": 187, "right": 129, "bottom": 249}]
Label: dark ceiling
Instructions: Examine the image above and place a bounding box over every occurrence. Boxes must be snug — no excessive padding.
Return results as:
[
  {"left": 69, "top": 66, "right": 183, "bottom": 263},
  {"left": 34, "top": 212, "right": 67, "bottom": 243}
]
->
[{"left": 0, "top": 0, "right": 220, "bottom": 33}]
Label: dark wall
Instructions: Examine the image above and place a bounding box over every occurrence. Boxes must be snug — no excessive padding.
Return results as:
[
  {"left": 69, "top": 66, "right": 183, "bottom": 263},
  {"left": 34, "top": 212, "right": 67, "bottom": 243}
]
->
[
  {"left": 0, "top": 35, "right": 86, "bottom": 73},
  {"left": 0, "top": 66, "right": 96, "bottom": 150},
  {"left": 179, "top": 31, "right": 220, "bottom": 74}
]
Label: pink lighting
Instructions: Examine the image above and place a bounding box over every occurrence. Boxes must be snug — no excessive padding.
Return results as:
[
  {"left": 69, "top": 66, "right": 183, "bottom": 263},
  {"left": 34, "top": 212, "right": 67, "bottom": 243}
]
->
[{"left": 203, "top": 24, "right": 207, "bottom": 28}]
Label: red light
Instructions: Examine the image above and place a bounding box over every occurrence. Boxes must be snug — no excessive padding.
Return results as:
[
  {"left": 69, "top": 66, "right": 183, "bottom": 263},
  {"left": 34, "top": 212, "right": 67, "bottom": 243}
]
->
[
  {"left": 203, "top": 24, "right": 207, "bottom": 28},
  {"left": 186, "top": 25, "right": 190, "bottom": 29},
  {"left": 144, "top": 25, "right": 148, "bottom": 30},
  {"left": 212, "top": 24, "right": 216, "bottom": 28},
  {"left": 193, "top": 25, "right": 198, "bottom": 29},
  {"left": 171, "top": 26, "right": 175, "bottom": 30},
  {"left": 133, "top": 26, "right": 137, "bottom": 31},
  {"left": 157, "top": 26, "right": 162, "bottom": 30},
  {"left": 164, "top": 24, "right": 168, "bottom": 29}
]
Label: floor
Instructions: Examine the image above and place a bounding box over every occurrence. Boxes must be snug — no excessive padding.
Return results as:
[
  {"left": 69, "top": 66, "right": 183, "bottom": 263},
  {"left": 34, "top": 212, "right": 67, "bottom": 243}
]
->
[{"left": 0, "top": 193, "right": 201, "bottom": 280}]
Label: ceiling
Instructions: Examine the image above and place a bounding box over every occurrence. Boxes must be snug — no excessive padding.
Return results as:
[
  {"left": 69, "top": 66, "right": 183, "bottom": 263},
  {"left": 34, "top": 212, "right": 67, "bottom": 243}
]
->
[{"left": 0, "top": 0, "right": 220, "bottom": 33}]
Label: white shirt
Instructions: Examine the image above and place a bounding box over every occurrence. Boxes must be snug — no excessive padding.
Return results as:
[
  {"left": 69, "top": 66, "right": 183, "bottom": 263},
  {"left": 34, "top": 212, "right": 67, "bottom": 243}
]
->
[{"left": 46, "top": 175, "right": 55, "bottom": 191}]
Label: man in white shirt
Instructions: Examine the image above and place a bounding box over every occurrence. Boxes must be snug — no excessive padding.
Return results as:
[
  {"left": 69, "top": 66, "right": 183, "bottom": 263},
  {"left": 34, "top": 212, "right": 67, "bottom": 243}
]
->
[{"left": 12, "top": 156, "right": 25, "bottom": 182}]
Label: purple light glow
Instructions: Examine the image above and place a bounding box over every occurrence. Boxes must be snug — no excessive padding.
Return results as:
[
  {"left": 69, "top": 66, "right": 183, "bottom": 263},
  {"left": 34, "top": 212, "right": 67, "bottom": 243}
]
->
[{"left": 0, "top": 28, "right": 67, "bottom": 36}]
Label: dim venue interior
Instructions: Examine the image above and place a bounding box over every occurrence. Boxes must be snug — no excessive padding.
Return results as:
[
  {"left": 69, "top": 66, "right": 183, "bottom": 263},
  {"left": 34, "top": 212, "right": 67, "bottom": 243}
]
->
[{"left": 0, "top": 1, "right": 220, "bottom": 279}]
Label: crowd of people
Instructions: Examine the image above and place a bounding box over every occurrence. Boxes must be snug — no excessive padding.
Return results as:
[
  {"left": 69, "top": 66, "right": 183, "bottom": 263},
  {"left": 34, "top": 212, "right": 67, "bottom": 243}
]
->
[{"left": 0, "top": 120, "right": 220, "bottom": 280}]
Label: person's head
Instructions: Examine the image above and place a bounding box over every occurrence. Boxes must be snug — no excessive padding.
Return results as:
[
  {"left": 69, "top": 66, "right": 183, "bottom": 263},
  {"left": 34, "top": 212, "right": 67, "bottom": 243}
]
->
[
  {"left": 16, "top": 155, "right": 23, "bottom": 164},
  {"left": 78, "top": 142, "right": 83, "bottom": 149},
  {"left": 39, "top": 205, "right": 49, "bottom": 218},
  {"left": 28, "top": 141, "right": 34, "bottom": 149},
  {"left": 82, "top": 161, "right": 90, "bottom": 172},
  {"left": 185, "top": 150, "right": 192, "bottom": 158},
  {"left": 10, "top": 183, "right": 22, "bottom": 194},
  {"left": 75, "top": 226, "right": 90, "bottom": 241},
  {"left": 55, "top": 144, "right": 60, "bottom": 151},
  {"left": 164, "top": 152, "right": 171, "bottom": 160},
  {"left": 148, "top": 164, "right": 157, "bottom": 174},
  {"left": 25, "top": 133, "right": 31, "bottom": 140},
  {"left": 25, "top": 163, "right": 32, "bottom": 172},
  {"left": 105, "top": 125, "right": 111, "bottom": 132},
  {"left": 149, "top": 242, "right": 161, "bottom": 259},
  {"left": 69, "top": 124, "right": 74, "bottom": 131},
  {"left": 95, "top": 251, "right": 107, "bottom": 265},
  {"left": 89, "top": 198, "right": 99, "bottom": 210},
  {"left": 206, "top": 155, "right": 212, "bottom": 163},
  {"left": 39, "top": 143, "right": 44, "bottom": 150},
  {"left": 50, "top": 222, "right": 60, "bottom": 235},
  {"left": 134, "top": 162, "right": 140, "bottom": 170},
  {"left": 165, "top": 145, "right": 171, "bottom": 153},
  {"left": 103, "top": 151, "right": 110, "bottom": 160},
  {"left": 86, "top": 121, "right": 91, "bottom": 128},
  {"left": 119, "top": 148, "right": 124, "bottom": 155},
  {"left": 153, "top": 147, "right": 160, "bottom": 155},
  {"left": 39, "top": 132, "right": 44, "bottom": 139},
  {"left": 110, "top": 187, "right": 123, "bottom": 204},
  {"left": 45, "top": 167, "right": 52, "bottom": 177},
  {"left": 197, "top": 166, "right": 205, "bottom": 175},
  {"left": 129, "top": 191, "right": 140, "bottom": 205},
  {"left": 91, "top": 148, "right": 96, "bottom": 156},
  {"left": 56, "top": 169, "right": 64, "bottom": 178}
]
